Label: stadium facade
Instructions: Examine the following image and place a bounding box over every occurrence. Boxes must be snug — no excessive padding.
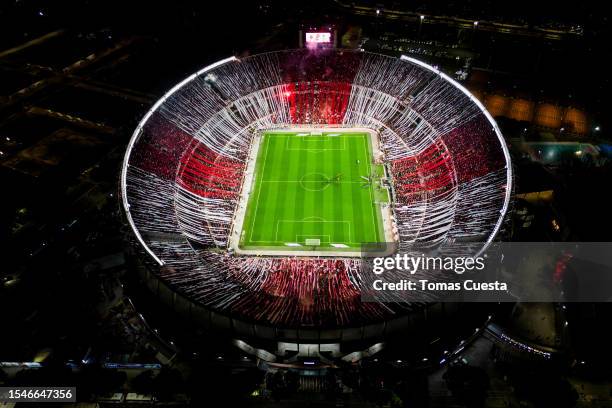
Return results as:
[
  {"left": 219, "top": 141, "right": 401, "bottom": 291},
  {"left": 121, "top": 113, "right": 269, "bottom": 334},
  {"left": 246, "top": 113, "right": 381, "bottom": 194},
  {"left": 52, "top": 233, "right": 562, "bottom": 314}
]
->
[{"left": 121, "top": 49, "right": 512, "bottom": 350}]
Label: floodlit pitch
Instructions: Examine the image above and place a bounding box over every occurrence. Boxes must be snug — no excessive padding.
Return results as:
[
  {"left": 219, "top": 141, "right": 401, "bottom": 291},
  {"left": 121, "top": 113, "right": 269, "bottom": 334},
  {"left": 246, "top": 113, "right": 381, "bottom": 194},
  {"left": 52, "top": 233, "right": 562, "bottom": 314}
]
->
[{"left": 231, "top": 129, "right": 391, "bottom": 256}]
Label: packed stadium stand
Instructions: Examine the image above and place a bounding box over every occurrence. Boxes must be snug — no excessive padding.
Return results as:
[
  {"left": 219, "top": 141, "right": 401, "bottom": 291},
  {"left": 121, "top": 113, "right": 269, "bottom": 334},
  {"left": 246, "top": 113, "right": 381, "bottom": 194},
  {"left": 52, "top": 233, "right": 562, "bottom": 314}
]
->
[{"left": 121, "top": 49, "right": 511, "bottom": 342}]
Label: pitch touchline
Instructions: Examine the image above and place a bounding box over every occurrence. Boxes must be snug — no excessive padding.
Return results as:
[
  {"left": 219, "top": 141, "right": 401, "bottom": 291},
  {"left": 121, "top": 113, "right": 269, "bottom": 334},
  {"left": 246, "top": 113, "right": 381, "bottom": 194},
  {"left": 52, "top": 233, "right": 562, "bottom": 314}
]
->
[
  {"left": 262, "top": 180, "right": 364, "bottom": 183},
  {"left": 248, "top": 135, "right": 270, "bottom": 243},
  {"left": 247, "top": 241, "right": 363, "bottom": 245},
  {"left": 244, "top": 132, "right": 381, "bottom": 247},
  {"left": 364, "top": 135, "right": 379, "bottom": 240}
]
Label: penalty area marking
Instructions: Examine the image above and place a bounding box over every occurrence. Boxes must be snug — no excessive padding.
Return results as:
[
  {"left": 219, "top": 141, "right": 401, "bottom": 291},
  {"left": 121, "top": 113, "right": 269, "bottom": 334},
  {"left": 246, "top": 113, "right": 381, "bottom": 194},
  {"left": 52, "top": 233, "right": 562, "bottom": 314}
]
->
[
  {"left": 300, "top": 236, "right": 327, "bottom": 246},
  {"left": 284, "top": 134, "right": 347, "bottom": 151},
  {"left": 274, "top": 219, "right": 353, "bottom": 243}
]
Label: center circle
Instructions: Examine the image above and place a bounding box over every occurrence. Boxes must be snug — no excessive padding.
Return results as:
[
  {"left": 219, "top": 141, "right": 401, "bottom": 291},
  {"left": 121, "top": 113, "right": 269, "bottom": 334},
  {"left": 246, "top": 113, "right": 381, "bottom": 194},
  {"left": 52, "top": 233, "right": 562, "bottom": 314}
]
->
[{"left": 300, "top": 172, "right": 331, "bottom": 191}]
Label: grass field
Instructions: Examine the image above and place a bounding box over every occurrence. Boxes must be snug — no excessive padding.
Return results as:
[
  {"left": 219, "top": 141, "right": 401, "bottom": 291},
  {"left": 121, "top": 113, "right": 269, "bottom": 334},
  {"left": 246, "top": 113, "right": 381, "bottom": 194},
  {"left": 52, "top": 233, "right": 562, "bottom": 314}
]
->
[{"left": 239, "top": 131, "right": 387, "bottom": 252}]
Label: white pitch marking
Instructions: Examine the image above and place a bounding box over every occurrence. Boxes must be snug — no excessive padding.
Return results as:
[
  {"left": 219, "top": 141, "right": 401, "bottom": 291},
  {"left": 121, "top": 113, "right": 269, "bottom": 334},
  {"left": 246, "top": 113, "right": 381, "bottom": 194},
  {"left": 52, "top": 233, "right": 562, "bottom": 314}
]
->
[{"left": 248, "top": 134, "right": 271, "bottom": 243}]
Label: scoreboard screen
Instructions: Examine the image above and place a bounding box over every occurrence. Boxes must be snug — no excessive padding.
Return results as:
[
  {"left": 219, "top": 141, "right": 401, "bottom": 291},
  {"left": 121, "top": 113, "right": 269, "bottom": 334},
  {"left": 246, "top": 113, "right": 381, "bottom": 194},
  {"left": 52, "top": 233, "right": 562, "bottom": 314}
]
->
[{"left": 305, "top": 32, "right": 331, "bottom": 44}]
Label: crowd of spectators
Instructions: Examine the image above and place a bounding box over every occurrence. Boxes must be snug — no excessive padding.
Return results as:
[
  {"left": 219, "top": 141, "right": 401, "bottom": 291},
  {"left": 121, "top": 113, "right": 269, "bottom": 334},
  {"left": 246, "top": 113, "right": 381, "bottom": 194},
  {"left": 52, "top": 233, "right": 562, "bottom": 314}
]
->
[{"left": 124, "top": 49, "right": 509, "bottom": 327}]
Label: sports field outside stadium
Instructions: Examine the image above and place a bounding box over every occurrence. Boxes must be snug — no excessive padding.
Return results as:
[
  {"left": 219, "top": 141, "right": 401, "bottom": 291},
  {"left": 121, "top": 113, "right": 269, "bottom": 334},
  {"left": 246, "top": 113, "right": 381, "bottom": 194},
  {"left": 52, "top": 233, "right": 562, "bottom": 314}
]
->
[{"left": 237, "top": 130, "right": 389, "bottom": 253}]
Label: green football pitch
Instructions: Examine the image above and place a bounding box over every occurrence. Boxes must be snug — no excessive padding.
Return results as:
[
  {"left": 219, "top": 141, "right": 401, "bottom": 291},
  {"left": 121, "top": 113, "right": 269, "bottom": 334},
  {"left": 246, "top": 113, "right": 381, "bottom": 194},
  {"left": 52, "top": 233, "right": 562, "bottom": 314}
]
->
[{"left": 239, "top": 131, "right": 388, "bottom": 252}]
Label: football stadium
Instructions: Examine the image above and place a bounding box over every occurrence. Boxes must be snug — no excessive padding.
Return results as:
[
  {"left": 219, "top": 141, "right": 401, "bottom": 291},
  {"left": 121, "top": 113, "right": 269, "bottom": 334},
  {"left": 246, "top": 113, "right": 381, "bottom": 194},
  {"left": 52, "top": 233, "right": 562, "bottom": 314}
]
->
[
  {"left": 6, "top": 1, "right": 612, "bottom": 404},
  {"left": 121, "top": 49, "right": 512, "bottom": 341}
]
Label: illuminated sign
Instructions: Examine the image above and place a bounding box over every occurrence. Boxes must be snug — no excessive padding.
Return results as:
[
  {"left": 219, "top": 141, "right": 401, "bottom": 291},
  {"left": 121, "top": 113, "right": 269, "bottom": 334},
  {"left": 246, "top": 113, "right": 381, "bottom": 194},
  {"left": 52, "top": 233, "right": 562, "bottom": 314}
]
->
[{"left": 305, "top": 32, "right": 331, "bottom": 43}]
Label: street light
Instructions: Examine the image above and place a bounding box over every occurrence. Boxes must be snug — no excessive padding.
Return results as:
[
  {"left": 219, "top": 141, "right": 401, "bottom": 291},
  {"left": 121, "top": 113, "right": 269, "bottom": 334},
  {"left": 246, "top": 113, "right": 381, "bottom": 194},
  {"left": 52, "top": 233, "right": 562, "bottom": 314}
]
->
[{"left": 418, "top": 15, "right": 425, "bottom": 38}]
